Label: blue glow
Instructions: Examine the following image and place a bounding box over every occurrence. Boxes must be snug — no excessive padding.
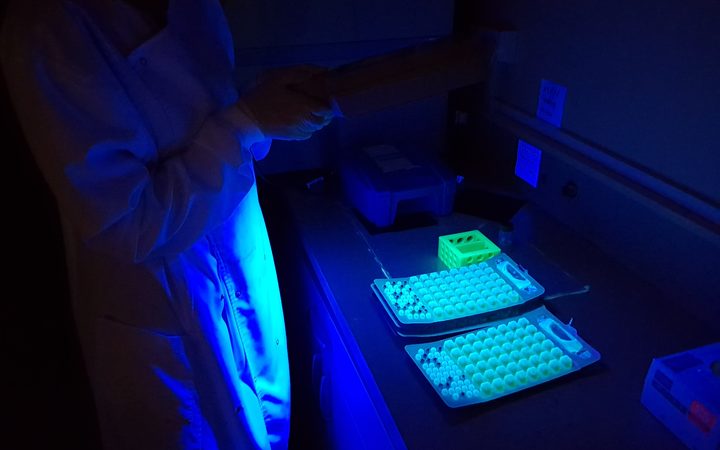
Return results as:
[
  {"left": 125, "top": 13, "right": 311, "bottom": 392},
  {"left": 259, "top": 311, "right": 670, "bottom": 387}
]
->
[{"left": 515, "top": 140, "right": 542, "bottom": 188}]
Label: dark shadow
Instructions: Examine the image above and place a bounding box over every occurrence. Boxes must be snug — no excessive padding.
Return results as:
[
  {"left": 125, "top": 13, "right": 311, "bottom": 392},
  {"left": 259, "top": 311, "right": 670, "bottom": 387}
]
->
[
  {"left": 453, "top": 188, "right": 526, "bottom": 224},
  {"left": 2, "top": 59, "right": 101, "bottom": 449}
]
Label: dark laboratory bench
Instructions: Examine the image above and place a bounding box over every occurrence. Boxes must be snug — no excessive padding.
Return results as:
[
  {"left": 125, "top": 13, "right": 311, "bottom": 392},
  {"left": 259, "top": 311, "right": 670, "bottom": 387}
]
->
[{"left": 262, "top": 177, "right": 718, "bottom": 450}]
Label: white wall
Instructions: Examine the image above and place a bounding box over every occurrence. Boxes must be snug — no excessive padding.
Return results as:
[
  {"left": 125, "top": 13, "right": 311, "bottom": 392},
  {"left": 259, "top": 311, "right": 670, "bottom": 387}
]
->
[{"left": 482, "top": 0, "right": 720, "bottom": 205}]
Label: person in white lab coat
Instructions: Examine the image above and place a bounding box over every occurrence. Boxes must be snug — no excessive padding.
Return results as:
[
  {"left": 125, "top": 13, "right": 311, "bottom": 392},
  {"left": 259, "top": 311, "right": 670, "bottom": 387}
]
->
[{"left": 1, "top": 0, "right": 333, "bottom": 448}]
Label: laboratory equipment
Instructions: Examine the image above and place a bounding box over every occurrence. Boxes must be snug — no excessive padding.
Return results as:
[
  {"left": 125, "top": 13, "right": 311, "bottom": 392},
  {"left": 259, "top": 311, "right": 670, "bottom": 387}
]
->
[
  {"left": 372, "top": 253, "right": 544, "bottom": 336},
  {"left": 341, "top": 145, "right": 456, "bottom": 228},
  {"left": 406, "top": 306, "right": 601, "bottom": 407},
  {"left": 438, "top": 229, "right": 501, "bottom": 268},
  {"left": 641, "top": 343, "right": 720, "bottom": 450}
]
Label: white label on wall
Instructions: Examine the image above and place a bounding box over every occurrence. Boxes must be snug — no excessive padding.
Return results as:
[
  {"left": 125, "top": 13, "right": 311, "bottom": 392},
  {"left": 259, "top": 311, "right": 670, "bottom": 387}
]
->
[
  {"left": 515, "top": 140, "right": 542, "bottom": 188},
  {"left": 536, "top": 79, "right": 567, "bottom": 127}
]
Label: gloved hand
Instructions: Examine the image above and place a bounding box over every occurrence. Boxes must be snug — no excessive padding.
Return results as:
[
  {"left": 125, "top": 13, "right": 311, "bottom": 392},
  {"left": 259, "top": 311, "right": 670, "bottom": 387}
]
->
[{"left": 241, "top": 65, "right": 334, "bottom": 141}]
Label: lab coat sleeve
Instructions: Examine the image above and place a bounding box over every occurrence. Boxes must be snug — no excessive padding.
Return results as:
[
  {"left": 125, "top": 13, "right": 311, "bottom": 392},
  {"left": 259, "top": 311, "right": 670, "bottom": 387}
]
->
[
  {"left": 1, "top": 2, "right": 264, "bottom": 263},
  {"left": 217, "top": 100, "right": 273, "bottom": 161}
]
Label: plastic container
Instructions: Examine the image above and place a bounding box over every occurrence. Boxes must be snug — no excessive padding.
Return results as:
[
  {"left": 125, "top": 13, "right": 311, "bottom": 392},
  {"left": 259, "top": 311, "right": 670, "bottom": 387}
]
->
[
  {"left": 438, "top": 230, "right": 501, "bottom": 268},
  {"left": 340, "top": 145, "right": 456, "bottom": 228},
  {"left": 406, "top": 306, "right": 601, "bottom": 407},
  {"left": 372, "top": 254, "right": 545, "bottom": 336},
  {"left": 641, "top": 343, "right": 720, "bottom": 450}
]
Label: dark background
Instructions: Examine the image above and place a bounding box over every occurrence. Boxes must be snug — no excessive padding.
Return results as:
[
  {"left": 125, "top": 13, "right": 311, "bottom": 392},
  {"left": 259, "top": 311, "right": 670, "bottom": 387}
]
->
[
  {"left": 4, "top": 0, "right": 718, "bottom": 448},
  {"left": 2, "top": 61, "right": 102, "bottom": 449}
]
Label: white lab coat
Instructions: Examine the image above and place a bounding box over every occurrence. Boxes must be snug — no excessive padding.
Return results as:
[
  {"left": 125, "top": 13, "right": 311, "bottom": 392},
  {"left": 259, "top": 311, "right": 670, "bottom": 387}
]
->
[{"left": 2, "top": 0, "right": 290, "bottom": 448}]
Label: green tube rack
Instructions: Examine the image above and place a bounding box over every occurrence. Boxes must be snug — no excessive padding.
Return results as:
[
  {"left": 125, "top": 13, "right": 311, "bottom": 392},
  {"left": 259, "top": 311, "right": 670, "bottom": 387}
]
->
[{"left": 438, "top": 230, "right": 501, "bottom": 269}]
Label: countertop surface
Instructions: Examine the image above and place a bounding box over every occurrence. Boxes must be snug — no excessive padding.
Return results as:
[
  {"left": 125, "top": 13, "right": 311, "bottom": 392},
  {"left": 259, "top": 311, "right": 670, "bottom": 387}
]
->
[{"left": 275, "top": 180, "right": 717, "bottom": 450}]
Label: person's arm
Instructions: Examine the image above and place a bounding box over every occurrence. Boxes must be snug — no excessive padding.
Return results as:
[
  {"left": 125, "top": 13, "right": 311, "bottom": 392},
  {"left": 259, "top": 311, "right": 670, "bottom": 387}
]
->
[{"left": 2, "top": 2, "right": 327, "bottom": 264}]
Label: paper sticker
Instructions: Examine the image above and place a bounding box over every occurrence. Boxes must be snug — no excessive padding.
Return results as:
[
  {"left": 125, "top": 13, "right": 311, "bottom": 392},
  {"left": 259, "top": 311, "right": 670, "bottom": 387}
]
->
[
  {"left": 536, "top": 79, "right": 567, "bottom": 127},
  {"left": 365, "top": 145, "right": 419, "bottom": 173},
  {"left": 515, "top": 140, "right": 542, "bottom": 188}
]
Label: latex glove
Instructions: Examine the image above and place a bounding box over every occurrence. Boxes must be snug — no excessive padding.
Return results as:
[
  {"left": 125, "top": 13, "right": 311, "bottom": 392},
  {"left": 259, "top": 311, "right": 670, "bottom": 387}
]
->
[{"left": 241, "top": 65, "right": 334, "bottom": 141}]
